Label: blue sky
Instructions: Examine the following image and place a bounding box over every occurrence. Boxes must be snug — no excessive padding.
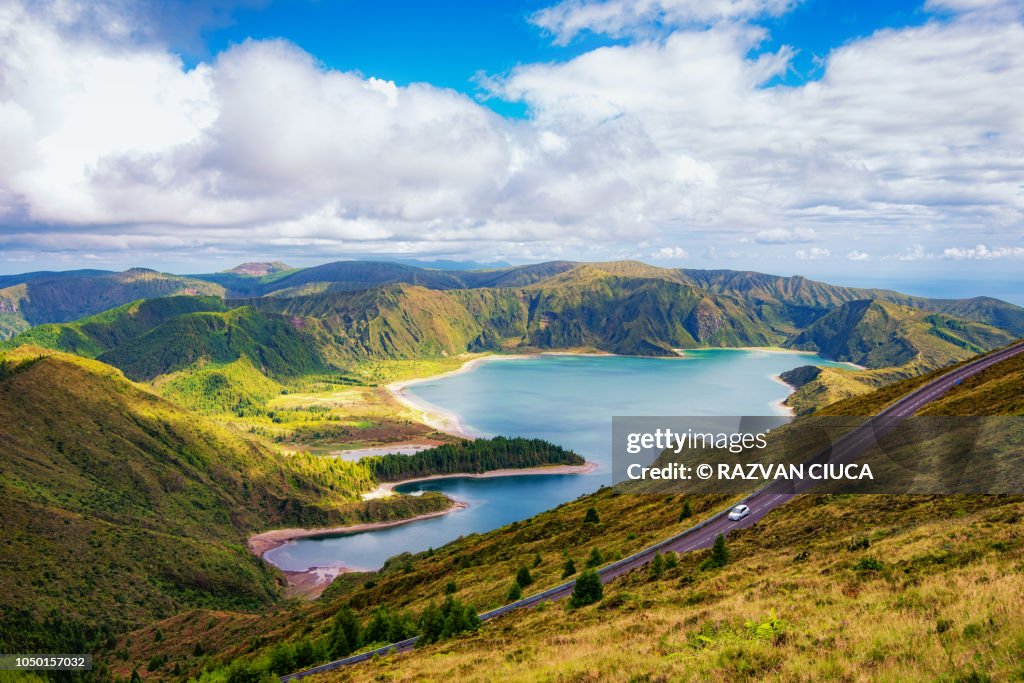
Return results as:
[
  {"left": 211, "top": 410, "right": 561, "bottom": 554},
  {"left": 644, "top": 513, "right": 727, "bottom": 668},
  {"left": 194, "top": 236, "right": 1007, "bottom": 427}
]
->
[
  {"left": 193, "top": 0, "right": 933, "bottom": 112},
  {"left": 0, "top": 0, "right": 1022, "bottom": 302}
]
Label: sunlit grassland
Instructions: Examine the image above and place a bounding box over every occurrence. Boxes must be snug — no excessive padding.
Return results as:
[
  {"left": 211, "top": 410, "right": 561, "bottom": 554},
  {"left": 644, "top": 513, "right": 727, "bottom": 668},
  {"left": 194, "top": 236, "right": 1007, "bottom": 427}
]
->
[
  {"left": 321, "top": 495, "right": 1024, "bottom": 682},
  {"left": 154, "top": 354, "right": 488, "bottom": 456}
]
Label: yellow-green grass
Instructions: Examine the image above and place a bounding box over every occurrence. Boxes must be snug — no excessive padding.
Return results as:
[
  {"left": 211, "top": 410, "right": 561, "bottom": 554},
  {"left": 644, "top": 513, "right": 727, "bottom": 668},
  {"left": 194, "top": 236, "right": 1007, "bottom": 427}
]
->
[
  {"left": 318, "top": 495, "right": 1023, "bottom": 683},
  {"left": 0, "top": 346, "right": 450, "bottom": 655},
  {"left": 151, "top": 344, "right": 1024, "bottom": 681}
]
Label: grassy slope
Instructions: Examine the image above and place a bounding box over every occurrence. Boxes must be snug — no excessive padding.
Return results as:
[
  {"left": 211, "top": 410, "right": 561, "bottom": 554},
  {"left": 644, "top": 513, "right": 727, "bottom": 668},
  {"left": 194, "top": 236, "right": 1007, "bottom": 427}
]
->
[
  {"left": 0, "top": 347, "right": 450, "bottom": 651},
  {"left": 301, "top": 350, "right": 1024, "bottom": 682},
  {"left": 0, "top": 269, "right": 226, "bottom": 339},
  {"left": 7, "top": 264, "right": 1021, "bottom": 380},
  {"left": 780, "top": 300, "right": 1017, "bottom": 413},
  {"left": 140, "top": 346, "right": 1023, "bottom": 682}
]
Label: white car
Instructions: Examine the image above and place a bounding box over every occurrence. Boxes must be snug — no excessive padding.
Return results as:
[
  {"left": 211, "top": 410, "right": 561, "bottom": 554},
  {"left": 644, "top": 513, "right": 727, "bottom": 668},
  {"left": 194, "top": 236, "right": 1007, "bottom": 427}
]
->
[{"left": 728, "top": 504, "right": 750, "bottom": 521}]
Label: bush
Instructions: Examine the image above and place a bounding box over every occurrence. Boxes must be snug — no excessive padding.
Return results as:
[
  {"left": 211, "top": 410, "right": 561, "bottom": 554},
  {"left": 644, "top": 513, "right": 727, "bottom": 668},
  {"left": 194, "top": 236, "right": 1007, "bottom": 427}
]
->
[
  {"left": 586, "top": 547, "right": 604, "bottom": 568},
  {"left": 418, "top": 597, "right": 479, "bottom": 645},
  {"left": 701, "top": 533, "right": 729, "bottom": 571},
  {"left": 516, "top": 565, "right": 534, "bottom": 588},
  {"left": 570, "top": 569, "right": 603, "bottom": 608},
  {"left": 328, "top": 607, "right": 360, "bottom": 658},
  {"left": 507, "top": 582, "right": 522, "bottom": 602},
  {"left": 584, "top": 507, "right": 601, "bottom": 524},
  {"left": 649, "top": 552, "right": 665, "bottom": 579},
  {"left": 562, "top": 558, "right": 577, "bottom": 578},
  {"left": 679, "top": 500, "right": 693, "bottom": 521},
  {"left": 853, "top": 558, "right": 884, "bottom": 572},
  {"left": 533, "top": 551, "right": 543, "bottom": 568},
  {"left": 847, "top": 537, "right": 870, "bottom": 552}
]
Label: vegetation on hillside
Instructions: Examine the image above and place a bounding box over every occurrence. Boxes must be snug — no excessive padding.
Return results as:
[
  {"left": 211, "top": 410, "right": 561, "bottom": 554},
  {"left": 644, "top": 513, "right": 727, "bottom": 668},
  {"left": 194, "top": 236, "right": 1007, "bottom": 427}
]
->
[
  {"left": 0, "top": 269, "right": 224, "bottom": 339},
  {"left": 0, "top": 346, "right": 450, "bottom": 659},
  {"left": 119, "top": 345, "right": 1024, "bottom": 681},
  {"left": 8, "top": 262, "right": 1021, "bottom": 378}
]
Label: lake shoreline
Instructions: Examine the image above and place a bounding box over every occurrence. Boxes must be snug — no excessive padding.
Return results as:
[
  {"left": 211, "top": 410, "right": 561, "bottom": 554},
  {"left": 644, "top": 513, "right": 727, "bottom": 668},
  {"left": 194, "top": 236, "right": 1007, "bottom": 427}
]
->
[
  {"left": 386, "top": 351, "right": 616, "bottom": 439},
  {"left": 367, "top": 461, "right": 599, "bottom": 498},
  {"left": 248, "top": 501, "right": 469, "bottom": 561},
  {"left": 250, "top": 462, "right": 597, "bottom": 595},
  {"left": 389, "top": 347, "right": 841, "bottom": 431}
]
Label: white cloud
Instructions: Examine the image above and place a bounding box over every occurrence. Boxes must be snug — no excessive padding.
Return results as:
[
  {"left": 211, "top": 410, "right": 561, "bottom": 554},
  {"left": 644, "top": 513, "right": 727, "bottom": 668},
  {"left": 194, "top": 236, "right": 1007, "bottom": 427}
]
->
[
  {"left": 893, "top": 244, "right": 928, "bottom": 262},
  {"left": 943, "top": 244, "right": 1024, "bottom": 259},
  {"left": 846, "top": 250, "right": 870, "bottom": 261},
  {"left": 795, "top": 247, "right": 830, "bottom": 259},
  {"left": 0, "top": 0, "right": 1023, "bottom": 277},
  {"left": 654, "top": 246, "right": 689, "bottom": 258},
  {"left": 532, "top": 0, "right": 795, "bottom": 44},
  {"left": 755, "top": 227, "right": 817, "bottom": 244}
]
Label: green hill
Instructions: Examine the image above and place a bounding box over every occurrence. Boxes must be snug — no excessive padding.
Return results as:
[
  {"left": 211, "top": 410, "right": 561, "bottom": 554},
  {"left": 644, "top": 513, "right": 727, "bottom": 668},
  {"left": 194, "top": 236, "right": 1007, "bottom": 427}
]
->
[
  {"left": 3, "top": 296, "right": 230, "bottom": 357},
  {"left": 679, "top": 268, "right": 1024, "bottom": 336},
  {"left": 0, "top": 269, "right": 225, "bottom": 339},
  {"left": 4, "top": 262, "right": 1022, "bottom": 404},
  {"left": 776, "top": 300, "right": 1017, "bottom": 412},
  {"left": 0, "top": 347, "right": 450, "bottom": 657},
  {"left": 97, "top": 306, "right": 341, "bottom": 381},
  {"left": 786, "top": 299, "right": 1015, "bottom": 369}
]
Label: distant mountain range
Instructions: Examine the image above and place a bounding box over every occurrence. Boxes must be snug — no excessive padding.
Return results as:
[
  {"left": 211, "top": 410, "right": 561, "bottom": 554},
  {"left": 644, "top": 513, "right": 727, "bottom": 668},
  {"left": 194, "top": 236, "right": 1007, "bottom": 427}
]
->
[{"left": 2, "top": 260, "right": 1021, "bottom": 409}]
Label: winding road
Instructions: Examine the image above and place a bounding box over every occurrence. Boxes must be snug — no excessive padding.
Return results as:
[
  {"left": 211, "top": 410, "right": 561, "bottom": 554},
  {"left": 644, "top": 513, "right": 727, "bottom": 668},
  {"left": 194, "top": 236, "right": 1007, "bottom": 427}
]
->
[{"left": 281, "top": 340, "right": 1024, "bottom": 681}]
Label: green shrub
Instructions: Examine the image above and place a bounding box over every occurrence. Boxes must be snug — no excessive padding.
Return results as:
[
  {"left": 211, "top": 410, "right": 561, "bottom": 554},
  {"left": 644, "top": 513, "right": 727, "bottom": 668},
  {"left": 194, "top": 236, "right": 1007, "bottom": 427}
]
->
[{"left": 570, "top": 569, "right": 603, "bottom": 608}]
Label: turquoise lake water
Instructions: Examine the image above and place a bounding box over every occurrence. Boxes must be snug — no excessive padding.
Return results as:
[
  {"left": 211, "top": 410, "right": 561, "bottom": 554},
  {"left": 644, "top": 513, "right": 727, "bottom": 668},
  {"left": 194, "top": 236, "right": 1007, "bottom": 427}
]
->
[{"left": 264, "top": 350, "right": 851, "bottom": 571}]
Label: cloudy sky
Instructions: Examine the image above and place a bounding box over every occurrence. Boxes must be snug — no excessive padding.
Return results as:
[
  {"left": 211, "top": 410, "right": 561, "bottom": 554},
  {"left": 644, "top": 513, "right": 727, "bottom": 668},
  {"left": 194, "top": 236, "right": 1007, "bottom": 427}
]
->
[{"left": 1, "top": 0, "right": 1022, "bottom": 299}]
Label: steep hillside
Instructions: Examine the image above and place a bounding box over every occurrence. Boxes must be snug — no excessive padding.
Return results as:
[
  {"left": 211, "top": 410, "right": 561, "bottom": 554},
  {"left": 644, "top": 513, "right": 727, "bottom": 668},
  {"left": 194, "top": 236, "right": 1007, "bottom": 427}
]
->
[
  {"left": 680, "top": 268, "right": 1024, "bottom": 336},
  {"left": 97, "top": 307, "right": 343, "bottom": 381},
  {"left": 4, "top": 263, "right": 1021, "bottom": 390},
  {"left": 260, "top": 285, "right": 490, "bottom": 358},
  {"left": 2, "top": 296, "right": 229, "bottom": 357},
  {"left": 786, "top": 299, "right": 1015, "bottom": 369},
  {"left": 0, "top": 269, "right": 225, "bottom": 339},
  {"left": 0, "top": 347, "right": 450, "bottom": 655}
]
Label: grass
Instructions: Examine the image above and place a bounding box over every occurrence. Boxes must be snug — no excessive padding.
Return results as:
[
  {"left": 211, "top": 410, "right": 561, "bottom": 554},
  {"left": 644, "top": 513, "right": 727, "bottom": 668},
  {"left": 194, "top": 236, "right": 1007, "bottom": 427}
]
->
[
  {"left": 126, "top": 344, "right": 1024, "bottom": 681},
  {"left": 0, "top": 346, "right": 451, "bottom": 656},
  {"left": 316, "top": 495, "right": 1024, "bottom": 682}
]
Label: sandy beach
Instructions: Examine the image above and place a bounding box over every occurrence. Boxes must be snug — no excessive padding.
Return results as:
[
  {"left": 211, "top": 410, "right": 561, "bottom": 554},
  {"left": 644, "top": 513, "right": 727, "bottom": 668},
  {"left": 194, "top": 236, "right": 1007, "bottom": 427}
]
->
[
  {"left": 386, "top": 354, "right": 528, "bottom": 438},
  {"left": 387, "top": 350, "right": 628, "bottom": 438},
  {"left": 769, "top": 373, "right": 798, "bottom": 417}
]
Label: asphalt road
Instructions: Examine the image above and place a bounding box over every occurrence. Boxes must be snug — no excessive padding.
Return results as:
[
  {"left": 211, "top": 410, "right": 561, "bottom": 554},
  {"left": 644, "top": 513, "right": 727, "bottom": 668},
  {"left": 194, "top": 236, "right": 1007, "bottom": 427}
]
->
[{"left": 282, "top": 340, "right": 1024, "bottom": 681}]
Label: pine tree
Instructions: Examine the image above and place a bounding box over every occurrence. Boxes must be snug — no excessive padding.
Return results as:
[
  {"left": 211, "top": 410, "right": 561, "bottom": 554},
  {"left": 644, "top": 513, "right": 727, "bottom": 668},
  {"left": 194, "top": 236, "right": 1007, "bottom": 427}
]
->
[
  {"left": 679, "top": 500, "right": 693, "bottom": 521},
  {"left": 328, "top": 606, "right": 361, "bottom": 658},
  {"left": 417, "top": 603, "right": 445, "bottom": 645},
  {"left": 570, "top": 569, "right": 603, "bottom": 608},
  {"left": 650, "top": 552, "right": 665, "bottom": 579},
  {"left": 702, "top": 533, "right": 729, "bottom": 570},
  {"left": 586, "top": 546, "right": 604, "bottom": 568},
  {"left": 665, "top": 551, "right": 678, "bottom": 570},
  {"left": 533, "top": 551, "right": 543, "bottom": 568},
  {"left": 364, "top": 606, "right": 394, "bottom": 644},
  {"left": 584, "top": 507, "right": 601, "bottom": 524},
  {"left": 507, "top": 582, "right": 522, "bottom": 601},
  {"left": 445, "top": 580, "right": 457, "bottom": 595},
  {"left": 562, "top": 557, "right": 577, "bottom": 578},
  {"left": 516, "top": 565, "right": 534, "bottom": 587}
]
